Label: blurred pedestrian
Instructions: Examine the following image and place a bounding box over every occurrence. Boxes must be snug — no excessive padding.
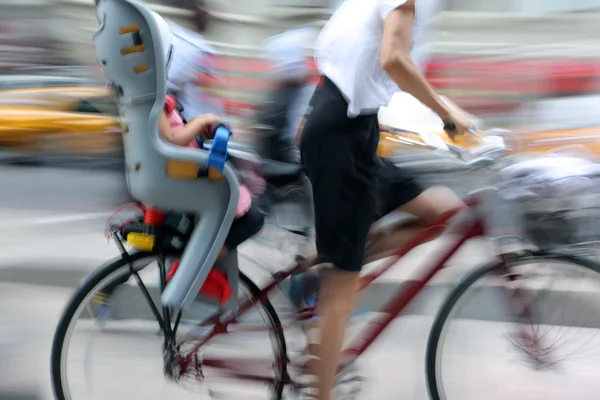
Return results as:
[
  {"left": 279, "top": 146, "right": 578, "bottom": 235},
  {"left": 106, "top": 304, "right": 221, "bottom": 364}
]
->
[
  {"left": 166, "top": 0, "right": 224, "bottom": 122},
  {"left": 255, "top": 27, "right": 316, "bottom": 163}
]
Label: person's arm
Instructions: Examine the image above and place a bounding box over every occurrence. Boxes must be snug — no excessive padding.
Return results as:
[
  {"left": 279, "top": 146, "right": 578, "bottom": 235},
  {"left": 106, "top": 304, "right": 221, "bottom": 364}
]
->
[
  {"left": 440, "top": 95, "right": 478, "bottom": 122},
  {"left": 379, "top": 0, "right": 451, "bottom": 121},
  {"left": 158, "top": 111, "right": 219, "bottom": 147}
]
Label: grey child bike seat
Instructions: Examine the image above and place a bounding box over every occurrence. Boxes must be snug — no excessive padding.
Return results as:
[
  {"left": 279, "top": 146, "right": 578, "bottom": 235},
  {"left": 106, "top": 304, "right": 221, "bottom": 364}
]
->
[{"left": 93, "top": 0, "right": 240, "bottom": 313}]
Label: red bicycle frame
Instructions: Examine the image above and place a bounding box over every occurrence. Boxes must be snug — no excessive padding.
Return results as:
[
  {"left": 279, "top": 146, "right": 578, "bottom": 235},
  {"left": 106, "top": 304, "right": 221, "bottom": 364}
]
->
[{"left": 178, "top": 193, "right": 487, "bottom": 384}]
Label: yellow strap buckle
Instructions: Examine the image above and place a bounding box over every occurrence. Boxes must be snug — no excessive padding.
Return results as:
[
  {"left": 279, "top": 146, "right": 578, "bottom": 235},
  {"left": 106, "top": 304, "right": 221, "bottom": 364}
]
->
[
  {"left": 208, "top": 167, "right": 224, "bottom": 181},
  {"left": 126, "top": 232, "right": 155, "bottom": 251}
]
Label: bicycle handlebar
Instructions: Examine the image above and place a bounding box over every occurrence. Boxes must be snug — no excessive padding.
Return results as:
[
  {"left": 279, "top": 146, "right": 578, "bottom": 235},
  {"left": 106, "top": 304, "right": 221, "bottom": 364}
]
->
[
  {"left": 384, "top": 126, "right": 511, "bottom": 171},
  {"left": 464, "top": 156, "right": 496, "bottom": 169},
  {"left": 443, "top": 121, "right": 479, "bottom": 137}
]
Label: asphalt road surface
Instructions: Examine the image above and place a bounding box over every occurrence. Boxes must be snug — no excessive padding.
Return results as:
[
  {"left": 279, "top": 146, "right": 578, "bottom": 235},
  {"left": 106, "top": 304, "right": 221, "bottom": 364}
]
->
[
  {"left": 1, "top": 166, "right": 600, "bottom": 398},
  {"left": 0, "top": 161, "right": 477, "bottom": 213},
  {"left": 0, "top": 165, "right": 131, "bottom": 213},
  {"left": 0, "top": 165, "right": 598, "bottom": 326},
  {"left": 2, "top": 283, "right": 600, "bottom": 399}
]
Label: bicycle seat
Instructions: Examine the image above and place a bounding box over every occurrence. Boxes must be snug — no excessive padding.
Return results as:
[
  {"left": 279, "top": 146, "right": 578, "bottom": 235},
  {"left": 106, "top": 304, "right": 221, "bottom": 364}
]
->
[
  {"left": 260, "top": 160, "right": 304, "bottom": 186},
  {"left": 94, "top": 0, "right": 240, "bottom": 313}
]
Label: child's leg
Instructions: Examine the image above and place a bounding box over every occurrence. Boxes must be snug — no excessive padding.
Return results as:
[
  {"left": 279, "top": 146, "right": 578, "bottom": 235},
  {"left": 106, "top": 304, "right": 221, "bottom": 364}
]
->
[{"left": 223, "top": 203, "right": 264, "bottom": 252}]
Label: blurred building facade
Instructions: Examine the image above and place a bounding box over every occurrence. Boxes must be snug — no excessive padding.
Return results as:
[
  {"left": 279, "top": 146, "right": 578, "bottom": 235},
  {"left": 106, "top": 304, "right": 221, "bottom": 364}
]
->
[
  {"left": 1, "top": 0, "right": 598, "bottom": 68},
  {"left": 447, "top": 0, "right": 600, "bottom": 12},
  {"left": 48, "top": 0, "right": 600, "bottom": 63},
  {"left": 4, "top": 0, "right": 598, "bottom": 129},
  {"left": 0, "top": 1, "right": 61, "bottom": 70}
]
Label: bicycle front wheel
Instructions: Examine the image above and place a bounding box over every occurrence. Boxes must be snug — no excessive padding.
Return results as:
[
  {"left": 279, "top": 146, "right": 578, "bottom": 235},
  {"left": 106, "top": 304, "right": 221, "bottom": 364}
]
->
[
  {"left": 426, "top": 250, "right": 600, "bottom": 400},
  {"left": 50, "top": 251, "right": 288, "bottom": 400}
]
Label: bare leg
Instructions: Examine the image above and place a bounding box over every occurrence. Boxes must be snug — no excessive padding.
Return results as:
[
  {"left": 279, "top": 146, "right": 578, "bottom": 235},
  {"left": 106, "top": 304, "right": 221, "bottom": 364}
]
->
[
  {"left": 308, "top": 267, "right": 360, "bottom": 400},
  {"left": 398, "top": 186, "right": 463, "bottom": 221},
  {"left": 296, "top": 186, "right": 463, "bottom": 399},
  {"left": 364, "top": 219, "right": 427, "bottom": 262},
  {"left": 366, "top": 186, "right": 464, "bottom": 262}
]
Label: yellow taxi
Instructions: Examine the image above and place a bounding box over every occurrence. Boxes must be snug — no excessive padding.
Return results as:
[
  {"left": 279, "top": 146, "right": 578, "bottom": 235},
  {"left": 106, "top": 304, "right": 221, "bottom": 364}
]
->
[
  {"left": 0, "top": 76, "right": 120, "bottom": 157},
  {"left": 377, "top": 92, "right": 600, "bottom": 157},
  {"left": 507, "top": 95, "right": 600, "bottom": 155},
  {"left": 377, "top": 92, "right": 485, "bottom": 158}
]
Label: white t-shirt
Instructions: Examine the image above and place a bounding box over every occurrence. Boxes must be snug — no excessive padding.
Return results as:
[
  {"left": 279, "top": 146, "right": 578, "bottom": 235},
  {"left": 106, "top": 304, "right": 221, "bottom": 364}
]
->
[{"left": 315, "top": 0, "right": 441, "bottom": 117}]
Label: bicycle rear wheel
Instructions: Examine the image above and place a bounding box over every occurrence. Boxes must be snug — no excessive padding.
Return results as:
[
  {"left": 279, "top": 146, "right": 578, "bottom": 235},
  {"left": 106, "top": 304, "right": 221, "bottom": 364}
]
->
[
  {"left": 426, "top": 250, "right": 600, "bottom": 400},
  {"left": 50, "top": 251, "right": 288, "bottom": 400}
]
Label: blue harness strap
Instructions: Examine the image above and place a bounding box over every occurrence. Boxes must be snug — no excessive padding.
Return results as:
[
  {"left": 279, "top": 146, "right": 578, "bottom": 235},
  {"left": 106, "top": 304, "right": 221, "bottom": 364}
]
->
[{"left": 207, "top": 125, "right": 232, "bottom": 180}]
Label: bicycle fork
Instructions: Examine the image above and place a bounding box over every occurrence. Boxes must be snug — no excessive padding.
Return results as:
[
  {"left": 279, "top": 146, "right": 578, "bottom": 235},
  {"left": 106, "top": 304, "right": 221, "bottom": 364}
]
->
[
  {"left": 475, "top": 187, "right": 553, "bottom": 368},
  {"left": 496, "top": 251, "right": 554, "bottom": 369}
]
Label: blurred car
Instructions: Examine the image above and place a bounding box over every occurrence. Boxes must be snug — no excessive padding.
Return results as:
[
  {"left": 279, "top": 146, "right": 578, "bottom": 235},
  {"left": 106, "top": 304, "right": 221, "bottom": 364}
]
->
[
  {"left": 377, "top": 91, "right": 600, "bottom": 158},
  {"left": 510, "top": 94, "right": 600, "bottom": 156},
  {"left": 0, "top": 75, "right": 120, "bottom": 161},
  {"left": 0, "top": 96, "right": 120, "bottom": 157},
  {"left": 0, "top": 75, "right": 107, "bottom": 99},
  {"left": 377, "top": 92, "right": 486, "bottom": 158}
]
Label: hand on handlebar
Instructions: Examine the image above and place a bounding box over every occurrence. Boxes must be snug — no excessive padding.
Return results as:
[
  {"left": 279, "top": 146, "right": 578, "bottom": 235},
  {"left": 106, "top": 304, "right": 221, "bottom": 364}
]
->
[
  {"left": 194, "top": 114, "right": 226, "bottom": 141},
  {"left": 442, "top": 109, "right": 475, "bottom": 140}
]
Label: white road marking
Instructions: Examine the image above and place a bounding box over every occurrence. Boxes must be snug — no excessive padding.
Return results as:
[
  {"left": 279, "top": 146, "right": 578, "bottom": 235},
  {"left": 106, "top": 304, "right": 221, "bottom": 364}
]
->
[{"left": 29, "top": 212, "right": 110, "bottom": 225}]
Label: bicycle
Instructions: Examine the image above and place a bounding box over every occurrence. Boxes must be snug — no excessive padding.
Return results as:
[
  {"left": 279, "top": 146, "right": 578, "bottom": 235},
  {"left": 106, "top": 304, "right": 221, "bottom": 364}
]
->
[
  {"left": 51, "top": 148, "right": 600, "bottom": 399},
  {"left": 52, "top": 1, "right": 600, "bottom": 398}
]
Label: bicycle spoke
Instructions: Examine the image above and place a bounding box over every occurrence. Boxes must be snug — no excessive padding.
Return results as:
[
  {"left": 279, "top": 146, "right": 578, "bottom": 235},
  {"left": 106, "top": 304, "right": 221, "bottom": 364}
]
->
[
  {"left": 51, "top": 252, "right": 291, "bottom": 400},
  {"left": 427, "top": 251, "right": 600, "bottom": 400}
]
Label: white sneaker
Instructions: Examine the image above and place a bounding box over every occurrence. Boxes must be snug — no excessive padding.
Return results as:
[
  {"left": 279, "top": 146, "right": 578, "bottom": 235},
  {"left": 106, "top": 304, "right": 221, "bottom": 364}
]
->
[
  {"left": 291, "top": 350, "right": 319, "bottom": 399},
  {"left": 292, "top": 353, "right": 366, "bottom": 400},
  {"left": 333, "top": 361, "right": 366, "bottom": 399}
]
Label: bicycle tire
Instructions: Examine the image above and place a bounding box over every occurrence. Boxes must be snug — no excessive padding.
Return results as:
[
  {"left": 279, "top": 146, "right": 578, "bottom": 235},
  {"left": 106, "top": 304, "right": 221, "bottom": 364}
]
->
[
  {"left": 50, "top": 251, "right": 288, "bottom": 400},
  {"left": 425, "top": 250, "right": 600, "bottom": 400}
]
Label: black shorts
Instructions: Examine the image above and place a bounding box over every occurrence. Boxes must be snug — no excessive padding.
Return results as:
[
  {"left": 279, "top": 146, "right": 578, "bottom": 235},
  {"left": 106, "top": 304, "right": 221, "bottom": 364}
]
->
[
  {"left": 300, "top": 77, "right": 424, "bottom": 271},
  {"left": 300, "top": 77, "right": 380, "bottom": 272},
  {"left": 375, "top": 157, "right": 423, "bottom": 220},
  {"left": 224, "top": 203, "right": 264, "bottom": 249}
]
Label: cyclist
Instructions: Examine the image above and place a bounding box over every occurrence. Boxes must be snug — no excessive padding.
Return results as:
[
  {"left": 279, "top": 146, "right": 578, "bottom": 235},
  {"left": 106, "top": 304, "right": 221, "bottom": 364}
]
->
[
  {"left": 297, "top": 1, "right": 473, "bottom": 399},
  {"left": 292, "top": 88, "right": 465, "bottom": 398}
]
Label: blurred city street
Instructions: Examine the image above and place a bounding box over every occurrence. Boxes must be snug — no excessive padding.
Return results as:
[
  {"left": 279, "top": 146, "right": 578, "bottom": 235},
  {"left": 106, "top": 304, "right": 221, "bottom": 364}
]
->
[
  {"left": 1, "top": 165, "right": 600, "bottom": 398},
  {"left": 3, "top": 282, "right": 600, "bottom": 399},
  {"left": 0, "top": 165, "right": 125, "bottom": 398},
  {"left": 1, "top": 0, "right": 600, "bottom": 398}
]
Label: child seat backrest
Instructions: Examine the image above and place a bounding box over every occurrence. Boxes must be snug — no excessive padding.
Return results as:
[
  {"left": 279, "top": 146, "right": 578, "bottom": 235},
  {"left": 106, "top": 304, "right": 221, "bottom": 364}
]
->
[{"left": 94, "top": 0, "right": 240, "bottom": 312}]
